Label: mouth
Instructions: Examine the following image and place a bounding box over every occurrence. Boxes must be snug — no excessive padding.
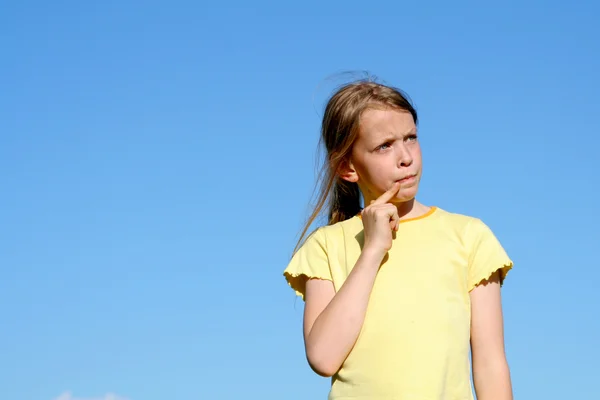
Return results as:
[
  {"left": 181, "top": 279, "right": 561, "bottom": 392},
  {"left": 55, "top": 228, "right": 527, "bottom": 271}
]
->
[{"left": 397, "top": 174, "right": 416, "bottom": 184}]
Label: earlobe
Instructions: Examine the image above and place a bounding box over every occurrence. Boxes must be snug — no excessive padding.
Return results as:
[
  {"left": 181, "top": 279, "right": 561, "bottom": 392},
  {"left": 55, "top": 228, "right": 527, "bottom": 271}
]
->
[{"left": 338, "top": 160, "right": 359, "bottom": 183}]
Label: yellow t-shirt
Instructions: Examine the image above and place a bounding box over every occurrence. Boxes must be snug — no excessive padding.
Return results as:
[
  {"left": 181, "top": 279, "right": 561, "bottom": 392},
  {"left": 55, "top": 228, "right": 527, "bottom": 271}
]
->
[{"left": 283, "top": 206, "right": 513, "bottom": 400}]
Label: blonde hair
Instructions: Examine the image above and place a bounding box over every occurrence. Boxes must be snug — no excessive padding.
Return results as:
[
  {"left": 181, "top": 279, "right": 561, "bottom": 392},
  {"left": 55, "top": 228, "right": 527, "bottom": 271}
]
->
[{"left": 295, "top": 79, "right": 418, "bottom": 252}]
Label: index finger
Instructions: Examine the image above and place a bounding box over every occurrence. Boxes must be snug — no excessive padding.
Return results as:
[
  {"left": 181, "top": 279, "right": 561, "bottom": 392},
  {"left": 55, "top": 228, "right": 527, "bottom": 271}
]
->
[{"left": 371, "top": 181, "right": 401, "bottom": 205}]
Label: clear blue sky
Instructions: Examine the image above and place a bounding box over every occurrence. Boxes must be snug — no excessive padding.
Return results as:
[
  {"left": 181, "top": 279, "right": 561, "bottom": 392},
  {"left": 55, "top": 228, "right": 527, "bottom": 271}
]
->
[{"left": 1, "top": 1, "right": 599, "bottom": 399}]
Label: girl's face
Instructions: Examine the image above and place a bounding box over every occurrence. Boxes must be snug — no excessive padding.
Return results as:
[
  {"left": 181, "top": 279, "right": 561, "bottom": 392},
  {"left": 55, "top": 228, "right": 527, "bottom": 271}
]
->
[{"left": 342, "top": 107, "right": 422, "bottom": 204}]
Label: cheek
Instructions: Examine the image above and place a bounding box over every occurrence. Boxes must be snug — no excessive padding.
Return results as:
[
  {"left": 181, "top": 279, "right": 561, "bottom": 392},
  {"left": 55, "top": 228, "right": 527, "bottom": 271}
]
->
[{"left": 412, "top": 147, "right": 423, "bottom": 167}]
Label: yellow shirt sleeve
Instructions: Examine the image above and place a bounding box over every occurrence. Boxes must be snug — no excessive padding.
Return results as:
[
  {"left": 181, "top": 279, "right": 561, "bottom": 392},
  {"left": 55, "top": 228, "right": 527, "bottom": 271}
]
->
[
  {"left": 466, "top": 218, "right": 513, "bottom": 291},
  {"left": 283, "top": 228, "right": 332, "bottom": 301}
]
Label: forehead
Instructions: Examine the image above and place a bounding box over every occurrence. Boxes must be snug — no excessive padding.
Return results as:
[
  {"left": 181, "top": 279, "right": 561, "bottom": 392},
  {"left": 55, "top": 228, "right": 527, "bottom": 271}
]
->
[{"left": 358, "top": 108, "right": 415, "bottom": 141}]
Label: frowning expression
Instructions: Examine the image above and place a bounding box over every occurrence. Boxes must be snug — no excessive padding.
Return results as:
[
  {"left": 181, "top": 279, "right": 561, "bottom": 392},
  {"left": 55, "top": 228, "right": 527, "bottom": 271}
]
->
[{"left": 342, "top": 107, "right": 422, "bottom": 203}]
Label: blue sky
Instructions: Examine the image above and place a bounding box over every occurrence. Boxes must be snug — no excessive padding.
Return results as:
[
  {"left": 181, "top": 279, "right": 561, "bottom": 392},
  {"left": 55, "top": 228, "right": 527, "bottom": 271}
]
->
[{"left": 1, "top": 1, "right": 599, "bottom": 399}]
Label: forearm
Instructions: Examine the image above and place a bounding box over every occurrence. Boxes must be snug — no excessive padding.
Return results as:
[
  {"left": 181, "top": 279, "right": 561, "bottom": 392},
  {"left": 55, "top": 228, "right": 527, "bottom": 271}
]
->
[
  {"left": 305, "top": 248, "right": 383, "bottom": 376},
  {"left": 473, "top": 358, "right": 513, "bottom": 400}
]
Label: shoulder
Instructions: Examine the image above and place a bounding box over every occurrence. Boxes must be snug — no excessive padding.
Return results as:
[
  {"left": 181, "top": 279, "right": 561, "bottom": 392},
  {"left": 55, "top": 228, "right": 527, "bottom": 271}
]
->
[
  {"left": 430, "top": 207, "right": 486, "bottom": 233},
  {"left": 432, "top": 208, "right": 513, "bottom": 289},
  {"left": 434, "top": 207, "right": 492, "bottom": 228},
  {"left": 431, "top": 207, "right": 505, "bottom": 249},
  {"left": 284, "top": 216, "right": 361, "bottom": 300},
  {"left": 301, "top": 215, "right": 363, "bottom": 246}
]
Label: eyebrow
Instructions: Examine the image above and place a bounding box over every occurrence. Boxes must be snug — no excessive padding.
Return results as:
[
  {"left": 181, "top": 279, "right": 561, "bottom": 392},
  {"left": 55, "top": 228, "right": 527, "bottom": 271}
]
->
[{"left": 377, "top": 130, "right": 417, "bottom": 141}]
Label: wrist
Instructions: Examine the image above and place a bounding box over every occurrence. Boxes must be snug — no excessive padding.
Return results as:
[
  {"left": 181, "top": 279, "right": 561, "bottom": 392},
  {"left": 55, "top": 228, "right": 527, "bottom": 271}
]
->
[{"left": 359, "top": 245, "right": 387, "bottom": 266}]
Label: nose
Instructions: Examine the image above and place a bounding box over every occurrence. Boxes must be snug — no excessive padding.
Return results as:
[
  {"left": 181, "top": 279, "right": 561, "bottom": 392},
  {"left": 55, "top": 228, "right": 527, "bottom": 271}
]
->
[{"left": 396, "top": 143, "right": 413, "bottom": 167}]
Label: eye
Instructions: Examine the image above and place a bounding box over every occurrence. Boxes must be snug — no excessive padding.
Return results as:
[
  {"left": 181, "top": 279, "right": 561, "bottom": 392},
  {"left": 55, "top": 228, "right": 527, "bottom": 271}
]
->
[
  {"left": 406, "top": 134, "right": 418, "bottom": 142},
  {"left": 375, "top": 141, "right": 393, "bottom": 151}
]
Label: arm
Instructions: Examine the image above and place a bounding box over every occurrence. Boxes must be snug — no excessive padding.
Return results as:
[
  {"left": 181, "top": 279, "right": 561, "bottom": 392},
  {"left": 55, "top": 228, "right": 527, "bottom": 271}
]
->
[
  {"left": 303, "top": 247, "right": 383, "bottom": 377},
  {"left": 470, "top": 271, "right": 513, "bottom": 400},
  {"left": 301, "top": 182, "right": 402, "bottom": 377}
]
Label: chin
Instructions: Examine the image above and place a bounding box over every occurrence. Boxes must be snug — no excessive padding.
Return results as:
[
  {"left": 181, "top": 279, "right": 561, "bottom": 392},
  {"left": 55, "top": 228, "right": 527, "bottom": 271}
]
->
[
  {"left": 393, "top": 196, "right": 416, "bottom": 203},
  {"left": 395, "top": 187, "right": 418, "bottom": 202}
]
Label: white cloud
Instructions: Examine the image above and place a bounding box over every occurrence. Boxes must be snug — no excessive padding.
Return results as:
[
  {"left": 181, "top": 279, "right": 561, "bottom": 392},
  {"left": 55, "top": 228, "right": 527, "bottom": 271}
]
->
[{"left": 54, "top": 392, "right": 129, "bottom": 400}]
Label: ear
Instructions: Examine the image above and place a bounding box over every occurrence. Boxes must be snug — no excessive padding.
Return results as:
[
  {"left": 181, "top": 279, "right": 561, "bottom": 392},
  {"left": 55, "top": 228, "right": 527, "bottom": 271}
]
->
[{"left": 337, "top": 159, "right": 359, "bottom": 183}]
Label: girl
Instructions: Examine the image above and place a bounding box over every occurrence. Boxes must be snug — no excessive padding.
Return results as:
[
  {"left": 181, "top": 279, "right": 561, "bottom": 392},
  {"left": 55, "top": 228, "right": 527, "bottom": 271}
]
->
[{"left": 283, "top": 79, "right": 514, "bottom": 399}]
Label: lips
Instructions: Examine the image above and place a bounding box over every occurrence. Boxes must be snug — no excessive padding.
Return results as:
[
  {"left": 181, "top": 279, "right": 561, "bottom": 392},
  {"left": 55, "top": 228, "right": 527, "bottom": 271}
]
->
[{"left": 398, "top": 174, "right": 416, "bottom": 182}]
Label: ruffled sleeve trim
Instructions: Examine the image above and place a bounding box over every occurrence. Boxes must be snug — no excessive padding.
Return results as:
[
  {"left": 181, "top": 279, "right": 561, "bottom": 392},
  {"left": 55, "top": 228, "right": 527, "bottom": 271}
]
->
[
  {"left": 283, "top": 272, "right": 332, "bottom": 301},
  {"left": 468, "top": 259, "right": 513, "bottom": 292}
]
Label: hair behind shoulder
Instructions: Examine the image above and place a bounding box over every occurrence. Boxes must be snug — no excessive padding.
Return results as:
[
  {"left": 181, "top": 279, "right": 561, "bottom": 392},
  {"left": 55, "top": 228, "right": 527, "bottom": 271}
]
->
[{"left": 294, "top": 74, "right": 418, "bottom": 253}]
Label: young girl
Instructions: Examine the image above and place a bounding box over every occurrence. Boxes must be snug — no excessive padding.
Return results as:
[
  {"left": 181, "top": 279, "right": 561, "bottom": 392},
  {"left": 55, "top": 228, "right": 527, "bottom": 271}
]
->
[{"left": 283, "top": 79, "right": 514, "bottom": 399}]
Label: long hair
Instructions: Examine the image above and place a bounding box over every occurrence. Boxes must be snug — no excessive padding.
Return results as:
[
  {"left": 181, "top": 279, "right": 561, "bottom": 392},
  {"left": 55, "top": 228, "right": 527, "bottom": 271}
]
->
[{"left": 294, "top": 79, "right": 418, "bottom": 253}]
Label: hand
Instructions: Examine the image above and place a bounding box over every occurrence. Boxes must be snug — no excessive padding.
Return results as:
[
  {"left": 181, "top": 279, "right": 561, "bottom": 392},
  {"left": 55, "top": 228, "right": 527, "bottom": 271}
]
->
[{"left": 360, "top": 182, "right": 401, "bottom": 256}]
